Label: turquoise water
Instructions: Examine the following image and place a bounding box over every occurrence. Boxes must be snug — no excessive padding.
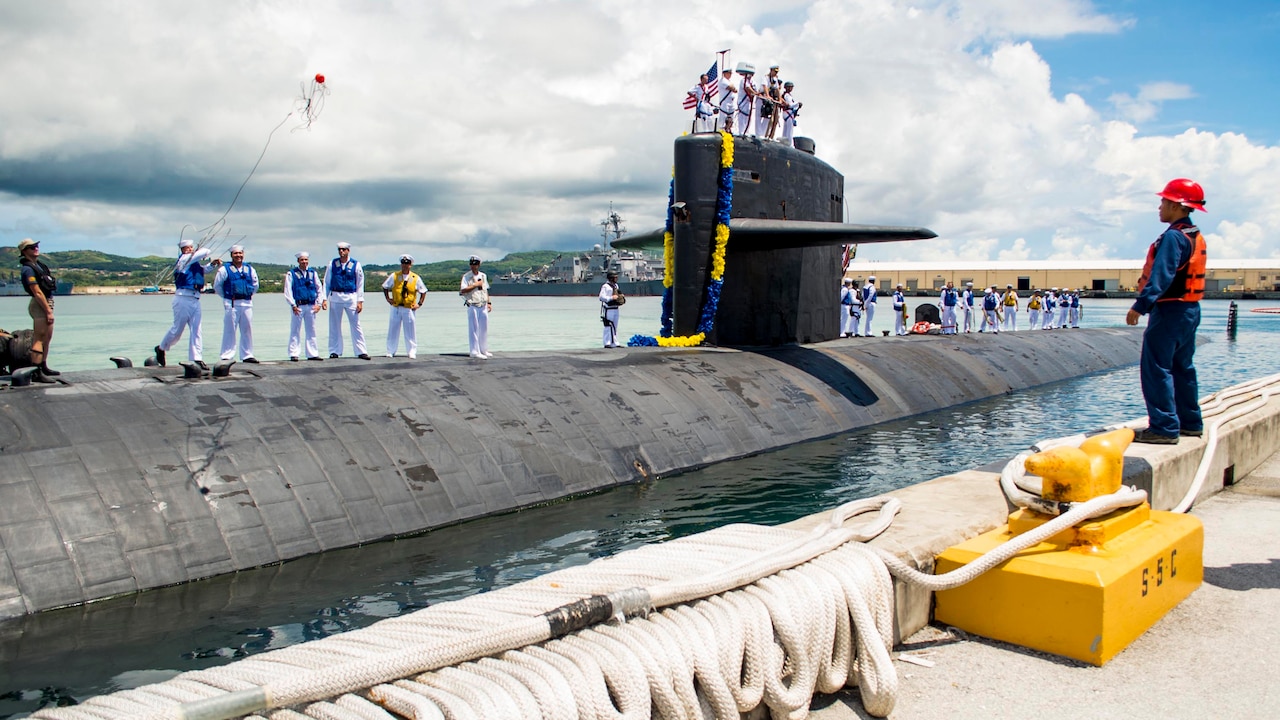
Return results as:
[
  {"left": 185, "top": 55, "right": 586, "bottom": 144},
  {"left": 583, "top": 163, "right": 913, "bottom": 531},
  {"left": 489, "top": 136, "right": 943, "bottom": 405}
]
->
[{"left": 0, "top": 297, "right": 1273, "bottom": 715}]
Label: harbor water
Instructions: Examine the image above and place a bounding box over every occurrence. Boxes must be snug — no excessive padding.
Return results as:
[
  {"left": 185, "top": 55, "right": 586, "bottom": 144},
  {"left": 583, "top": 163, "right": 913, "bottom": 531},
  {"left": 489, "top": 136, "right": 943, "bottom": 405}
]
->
[{"left": 1, "top": 296, "right": 1277, "bottom": 715}]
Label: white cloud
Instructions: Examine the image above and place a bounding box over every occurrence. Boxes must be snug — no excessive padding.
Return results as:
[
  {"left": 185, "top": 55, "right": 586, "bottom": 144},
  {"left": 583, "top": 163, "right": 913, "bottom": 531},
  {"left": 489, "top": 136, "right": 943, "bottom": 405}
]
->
[
  {"left": 0, "top": 0, "right": 1276, "bottom": 270},
  {"left": 1109, "top": 81, "right": 1195, "bottom": 123}
]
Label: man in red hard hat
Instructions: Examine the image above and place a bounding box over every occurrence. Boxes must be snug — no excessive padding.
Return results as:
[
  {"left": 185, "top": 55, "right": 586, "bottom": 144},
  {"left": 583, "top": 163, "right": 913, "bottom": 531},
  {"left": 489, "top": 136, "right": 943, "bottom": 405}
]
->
[{"left": 1126, "top": 178, "right": 1208, "bottom": 444}]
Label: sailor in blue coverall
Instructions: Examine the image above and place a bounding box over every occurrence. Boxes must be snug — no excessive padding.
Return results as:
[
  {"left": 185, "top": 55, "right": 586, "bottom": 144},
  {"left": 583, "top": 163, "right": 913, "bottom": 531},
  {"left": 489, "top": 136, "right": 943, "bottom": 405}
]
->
[{"left": 1126, "top": 179, "right": 1208, "bottom": 444}]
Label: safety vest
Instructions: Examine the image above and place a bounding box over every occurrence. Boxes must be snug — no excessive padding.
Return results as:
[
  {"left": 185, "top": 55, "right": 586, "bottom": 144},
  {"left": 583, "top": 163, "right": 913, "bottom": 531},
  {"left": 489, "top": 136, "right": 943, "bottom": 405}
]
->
[
  {"left": 893, "top": 291, "right": 905, "bottom": 309},
  {"left": 173, "top": 257, "right": 205, "bottom": 292},
  {"left": 1070, "top": 294, "right": 1080, "bottom": 308},
  {"left": 1028, "top": 296, "right": 1041, "bottom": 310},
  {"left": 390, "top": 272, "right": 421, "bottom": 307},
  {"left": 290, "top": 267, "right": 318, "bottom": 305},
  {"left": 19, "top": 258, "right": 57, "bottom": 298},
  {"left": 329, "top": 259, "right": 359, "bottom": 293},
  {"left": 223, "top": 264, "right": 254, "bottom": 300},
  {"left": 942, "top": 289, "right": 957, "bottom": 307},
  {"left": 1002, "top": 292, "right": 1017, "bottom": 306},
  {"left": 983, "top": 293, "right": 998, "bottom": 311},
  {"left": 840, "top": 287, "right": 854, "bottom": 305},
  {"left": 1137, "top": 223, "right": 1207, "bottom": 303}
]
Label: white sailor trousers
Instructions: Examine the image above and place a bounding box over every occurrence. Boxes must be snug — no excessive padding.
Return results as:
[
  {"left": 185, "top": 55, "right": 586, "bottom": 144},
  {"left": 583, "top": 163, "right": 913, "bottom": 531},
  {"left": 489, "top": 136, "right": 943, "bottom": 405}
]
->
[
  {"left": 387, "top": 306, "right": 418, "bottom": 357},
  {"left": 466, "top": 304, "right": 489, "bottom": 355},
  {"left": 328, "top": 292, "right": 367, "bottom": 356},
  {"left": 161, "top": 294, "right": 204, "bottom": 361},
  {"left": 289, "top": 304, "right": 321, "bottom": 359},
  {"left": 220, "top": 298, "right": 254, "bottom": 360}
]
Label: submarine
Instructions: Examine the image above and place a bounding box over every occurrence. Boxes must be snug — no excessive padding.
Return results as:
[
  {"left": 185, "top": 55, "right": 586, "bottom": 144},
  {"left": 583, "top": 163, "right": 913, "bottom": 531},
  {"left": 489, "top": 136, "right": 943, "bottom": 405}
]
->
[
  {"left": 616, "top": 133, "right": 936, "bottom": 345},
  {"left": 0, "top": 136, "right": 1144, "bottom": 619}
]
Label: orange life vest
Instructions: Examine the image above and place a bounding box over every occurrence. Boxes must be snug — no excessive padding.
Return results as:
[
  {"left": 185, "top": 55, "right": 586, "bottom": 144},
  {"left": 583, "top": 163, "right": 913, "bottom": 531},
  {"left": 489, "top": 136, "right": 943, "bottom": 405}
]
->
[{"left": 1137, "top": 224, "right": 1207, "bottom": 303}]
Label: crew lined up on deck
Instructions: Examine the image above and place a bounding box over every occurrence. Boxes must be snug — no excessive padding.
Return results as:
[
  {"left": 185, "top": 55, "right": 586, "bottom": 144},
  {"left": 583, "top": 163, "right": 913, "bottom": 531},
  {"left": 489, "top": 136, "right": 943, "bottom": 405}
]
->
[{"left": 838, "top": 280, "right": 1085, "bottom": 335}]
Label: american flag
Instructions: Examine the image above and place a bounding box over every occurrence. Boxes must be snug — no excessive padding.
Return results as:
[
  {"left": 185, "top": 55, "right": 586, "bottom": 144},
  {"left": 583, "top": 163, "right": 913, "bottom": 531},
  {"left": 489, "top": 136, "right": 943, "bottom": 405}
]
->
[
  {"left": 682, "top": 60, "right": 718, "bottom": 109},
  {"left": 841, "top": 244, "right": 856, "bottom": 273}
]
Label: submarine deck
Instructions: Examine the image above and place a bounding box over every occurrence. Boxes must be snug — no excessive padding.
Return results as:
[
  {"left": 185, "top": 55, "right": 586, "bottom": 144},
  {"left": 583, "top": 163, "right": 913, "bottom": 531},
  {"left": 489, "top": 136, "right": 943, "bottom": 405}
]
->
[{"left": 0, "top": 329, "right": 1143, "bottom": 618}]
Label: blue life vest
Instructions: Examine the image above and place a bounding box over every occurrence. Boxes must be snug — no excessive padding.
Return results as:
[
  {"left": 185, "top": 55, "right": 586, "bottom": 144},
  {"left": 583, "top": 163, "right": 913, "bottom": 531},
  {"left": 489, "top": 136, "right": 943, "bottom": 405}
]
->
[
  {"left": 329, "top": 259, "right": 359, "bottom": 293},
  {"left": 840, "top": 287, "right": 854, "bottom": 305},
  {"left": 223, "top": 264, "right": 255, "bottom": 300},
  {"left": 1045, "top": 295, "right": 1056, "bottom": 309},
  {"left": 174, "top": 258, "right": 205, "bottom": 292},
  {"left": 862, "top": 285, "right": 877, "bottom": 303},
  {"left": 290, "top": 268, "right": 319, "bottom": 305},
  {"left": 943, "top": 289, "right": 957, "bottom": 307},
  {"left": 1070, "top": 294, "right": 1080, "bottom": 308},
  {"left": 983, "top": 293, "right": 998, "bottom": 311}
]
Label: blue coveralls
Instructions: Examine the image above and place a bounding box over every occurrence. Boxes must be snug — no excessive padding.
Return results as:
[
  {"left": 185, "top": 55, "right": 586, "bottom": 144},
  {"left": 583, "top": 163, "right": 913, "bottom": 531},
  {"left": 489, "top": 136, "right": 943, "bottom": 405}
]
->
[{"left": 1132, "top": 219, "right": 1202, "bottom": 438}]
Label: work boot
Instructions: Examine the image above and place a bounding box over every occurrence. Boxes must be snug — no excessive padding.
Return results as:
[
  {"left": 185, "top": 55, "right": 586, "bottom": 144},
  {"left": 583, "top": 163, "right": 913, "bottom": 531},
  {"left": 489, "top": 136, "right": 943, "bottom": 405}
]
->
[
  {"left": 39, "top": 363, "right": 60, "bottom": 376},
  {"left": 195, "top": 360, "right": 210, "bottom": 371},
  {"left": 154, "top": 345, "right": 166, "bottom": 367},
  {"left": 1133, "top": 428, "right": 1179, "bottom": 445},
  {"left": 1179, "top": 428, "right": 1204, "bottom": 437},
  {"left": 31, "top": 369, "right": 56, "bottom": 384}
]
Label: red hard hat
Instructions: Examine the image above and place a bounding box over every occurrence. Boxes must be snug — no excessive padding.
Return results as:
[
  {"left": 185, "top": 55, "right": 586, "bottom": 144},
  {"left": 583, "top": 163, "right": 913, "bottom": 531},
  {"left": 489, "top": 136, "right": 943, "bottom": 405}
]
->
[{"left": 1157, "top": 178, "right": 1207, "bottom": 213}]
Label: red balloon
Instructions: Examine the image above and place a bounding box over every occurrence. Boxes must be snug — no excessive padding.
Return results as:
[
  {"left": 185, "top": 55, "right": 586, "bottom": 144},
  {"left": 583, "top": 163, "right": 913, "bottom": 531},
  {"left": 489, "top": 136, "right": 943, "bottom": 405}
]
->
[{"left": 315, "top": 73, "right": 325, "bottom": 84}]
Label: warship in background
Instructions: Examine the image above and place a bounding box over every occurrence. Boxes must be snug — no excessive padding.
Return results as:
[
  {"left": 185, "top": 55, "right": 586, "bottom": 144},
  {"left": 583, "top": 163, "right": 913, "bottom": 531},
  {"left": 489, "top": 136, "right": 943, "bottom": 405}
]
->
[{"left": 488, "top": 207, "right": 665, "bottom": 296}]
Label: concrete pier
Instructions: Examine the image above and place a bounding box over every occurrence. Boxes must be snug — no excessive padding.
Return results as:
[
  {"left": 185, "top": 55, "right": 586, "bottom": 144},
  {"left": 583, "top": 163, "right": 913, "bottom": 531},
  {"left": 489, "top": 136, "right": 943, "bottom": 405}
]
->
[{"left": 0, "top": 329, "right": 1142, "bottom": 618}]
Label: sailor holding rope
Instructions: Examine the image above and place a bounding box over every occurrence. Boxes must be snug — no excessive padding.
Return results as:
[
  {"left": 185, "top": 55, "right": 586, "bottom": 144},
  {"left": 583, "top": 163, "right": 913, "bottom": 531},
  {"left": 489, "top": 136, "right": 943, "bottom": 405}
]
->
[{"left": 154, "top": 238, "right": 219, "bottom": 369}]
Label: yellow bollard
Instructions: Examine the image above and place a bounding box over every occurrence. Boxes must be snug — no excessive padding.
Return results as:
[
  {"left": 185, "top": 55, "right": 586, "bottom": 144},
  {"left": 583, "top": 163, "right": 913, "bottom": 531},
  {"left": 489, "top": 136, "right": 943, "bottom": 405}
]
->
[{"left": 935, "top": 426, "right": 1203, "bottom": 665}]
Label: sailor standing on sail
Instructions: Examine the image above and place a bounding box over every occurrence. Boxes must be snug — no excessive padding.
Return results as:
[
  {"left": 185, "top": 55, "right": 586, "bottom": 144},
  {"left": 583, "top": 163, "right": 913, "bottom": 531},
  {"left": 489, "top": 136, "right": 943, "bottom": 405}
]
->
[
  {"left": 461, "top": 255, "right": 493, "bottom": 359},
  {"left": 154, "top": 237, "right": 218, "bottom": 369},
  {"left": 861, "top": 275, "right": 878, "bottom": 337},
  {"left": 735, "top": 62, "right": 757, "bottom": 137},
  {"left": 938, "top": 281, "right": 958, "bottom": 335},
  {"left": 599, "top": 270, "right": 625, "bottom": 348},
  {"left": 688, "top": 74, "right": 715, "bottom": 134},
  {"left": 326, "top": 242, "right": 370, "bottom": 360},
  {"left": 892, "top": 283, "right": 907, "bottom": 336},
  {"left": 213, "top": 245, "right": 259, "bottom": 363},
  {"left": 839, "top": 277, "right": 858, "bottom": 337},
  {"left": 961, "top": 281, "right": 976, "bottom": 333},
  {"left": 284, "top": 251, "right": 326, "bottom": 361},
  {"left": 717, "top": 68, "right": 736, "bottom": 133},
  {"left": 779, "top": 81, "right": 800, "bottom": 147},
  {"left": 980, "top": 286, "right": 1001, "bottom": 333}
]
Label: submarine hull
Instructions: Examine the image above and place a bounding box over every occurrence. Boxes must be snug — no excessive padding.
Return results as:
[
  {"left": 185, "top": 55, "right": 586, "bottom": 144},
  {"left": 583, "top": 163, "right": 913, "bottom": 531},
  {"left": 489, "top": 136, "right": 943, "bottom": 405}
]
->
[{"left": 0, "top": 329, "right": 1142, "bottom": 618}]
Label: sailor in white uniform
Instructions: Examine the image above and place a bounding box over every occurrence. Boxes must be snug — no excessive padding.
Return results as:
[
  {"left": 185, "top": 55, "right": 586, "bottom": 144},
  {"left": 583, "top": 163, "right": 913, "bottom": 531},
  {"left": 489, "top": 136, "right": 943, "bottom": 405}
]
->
[
  {"left": 154, "top": 237, "right": 217, "bottom": 368},
  {"left": 1057, "top": 288, "right": 1071, "bottom": 328},
  {"left": 735, "top": 62, "right": 757, "bottom": 137},
  {"left": 861, "top": 276, "right": 878, "bottom": 337},
  {"left": 980, "top": 286, "right": 1001, "bottom": 333},
  {"left": 1069, "top": 291, "right": 1082, "bottom": 328},
  {"left": 961, "top": 281, "right": 976, "bottom": 333},
  {"left": 284, "top": 251, "right": 327, "bottom": 361},
  {"left": 326, "top": 241, "right": 369, "bottom": 359},
  {"left": 688, "top": 74, "right": 715, "bottom": 133},
  {"left": 382, "top": 254, "right": 427, "bottom": 358},
  {"left": 779, "top": 81, "right": 800, "bottom": 146},
  {"left": 213, "top": 244, "right": 259, "bottom": 362},
  {"left": 839, "top": 277, "right": 859, "bottom": 337},
  {"left": 461, "top": 255, "right": 492, "bottom": 358},
  {"left": 1027, "top": 291, "right": 1042, "bottom": 331},
  {"left": 758, "top": 64, "right": 781, "bottom": 138},
  {"left": 892, "top": 283, "right": 907, "bottom": 336},
  {"left": 938, "top": 281, "right": 958, "bottom": 335},
  {"left": 1001, "top": 283, "right": 1019, "bottom": 331},
  {"left": 599, "top": 270, "right": 624, "bottom": 347},
  {"left": 1042, "top": 289, "right": 1057, "bottom": 329},
  {"left": 716, "top": 68, "right": 736, "bottom": 133}
]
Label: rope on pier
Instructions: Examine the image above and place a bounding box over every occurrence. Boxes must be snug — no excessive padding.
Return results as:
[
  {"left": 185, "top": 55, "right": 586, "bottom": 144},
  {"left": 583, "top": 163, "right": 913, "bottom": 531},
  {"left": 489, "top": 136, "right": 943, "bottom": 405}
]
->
[{"left": 34, "top": 479, "right": 1155, "bottom": 720}]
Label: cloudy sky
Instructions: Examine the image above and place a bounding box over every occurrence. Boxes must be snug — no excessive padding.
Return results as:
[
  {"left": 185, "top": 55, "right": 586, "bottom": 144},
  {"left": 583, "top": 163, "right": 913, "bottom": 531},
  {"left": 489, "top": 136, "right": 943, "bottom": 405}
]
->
[{"left": 2, "top": 0, "right": 1278, "bottom": 266}]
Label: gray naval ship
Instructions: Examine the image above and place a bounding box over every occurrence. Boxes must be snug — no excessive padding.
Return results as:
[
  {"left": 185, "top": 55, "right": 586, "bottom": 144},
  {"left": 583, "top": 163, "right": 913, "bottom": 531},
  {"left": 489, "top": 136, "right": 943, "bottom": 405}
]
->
[
  {"left": 0, "top": 133, "right": 1145, "bottom": 618},
  {"left": 489, "top": 207, "right": 666, "bottom": 297}
]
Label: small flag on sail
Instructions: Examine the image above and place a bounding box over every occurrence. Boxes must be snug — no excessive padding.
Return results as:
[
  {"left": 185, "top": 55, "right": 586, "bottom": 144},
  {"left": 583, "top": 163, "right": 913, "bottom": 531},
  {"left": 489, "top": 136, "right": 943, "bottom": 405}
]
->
[{"left": 682, "top": 60, "right": 718, "bottom": 109}]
